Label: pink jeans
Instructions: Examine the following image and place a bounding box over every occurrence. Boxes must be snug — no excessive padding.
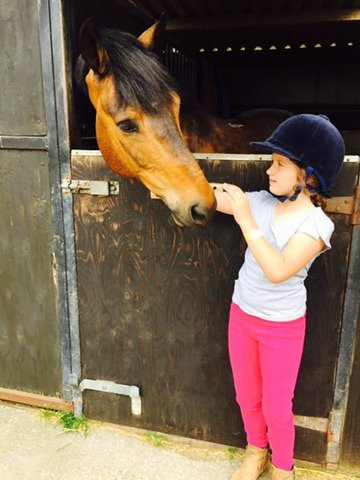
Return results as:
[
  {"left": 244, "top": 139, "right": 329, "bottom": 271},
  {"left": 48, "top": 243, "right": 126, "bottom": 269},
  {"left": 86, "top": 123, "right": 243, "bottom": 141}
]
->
[{"left": 228, "top": 302, "right": 306, "bottom": 471}]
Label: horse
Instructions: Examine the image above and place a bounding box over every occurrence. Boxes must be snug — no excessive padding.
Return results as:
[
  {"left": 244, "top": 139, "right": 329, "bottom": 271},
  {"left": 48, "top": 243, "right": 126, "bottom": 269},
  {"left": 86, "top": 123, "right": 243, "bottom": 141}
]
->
[{"left": 77, "top": 19, "right": 291, "bottom": 228}]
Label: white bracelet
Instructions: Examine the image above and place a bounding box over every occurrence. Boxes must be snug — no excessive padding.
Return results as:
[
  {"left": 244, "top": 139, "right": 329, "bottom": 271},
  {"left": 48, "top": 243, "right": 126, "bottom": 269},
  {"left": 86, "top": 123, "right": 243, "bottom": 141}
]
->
[{"left": 244, "top": 229, "right": 263, "bottom": 243}]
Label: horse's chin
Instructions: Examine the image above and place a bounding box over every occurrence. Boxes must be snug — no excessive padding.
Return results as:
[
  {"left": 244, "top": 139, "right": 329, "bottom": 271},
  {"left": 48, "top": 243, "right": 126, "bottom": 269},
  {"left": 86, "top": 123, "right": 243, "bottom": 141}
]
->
[
  {"left": 171, "top": 213, "right": 207, "bottom": 229},
  {"left": 172, "top": 214, "right": 185, "bottom": 227}
]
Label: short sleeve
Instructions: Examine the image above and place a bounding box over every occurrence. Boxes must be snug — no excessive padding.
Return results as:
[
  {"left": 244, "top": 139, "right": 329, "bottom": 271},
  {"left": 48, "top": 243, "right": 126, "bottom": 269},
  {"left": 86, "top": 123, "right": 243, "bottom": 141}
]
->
[
  {"left": 296, "top": 209, "right": 334, "bottom": 253},
  {"left": 245, "top": 190, "right": 275, "bottom": 213}
]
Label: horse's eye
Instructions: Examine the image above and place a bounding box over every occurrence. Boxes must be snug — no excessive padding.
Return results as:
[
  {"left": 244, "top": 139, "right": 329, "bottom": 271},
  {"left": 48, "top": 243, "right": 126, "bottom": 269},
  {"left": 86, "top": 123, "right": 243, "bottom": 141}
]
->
[{"left": 117, "top": 119, "right": 138, "bottom": 133}]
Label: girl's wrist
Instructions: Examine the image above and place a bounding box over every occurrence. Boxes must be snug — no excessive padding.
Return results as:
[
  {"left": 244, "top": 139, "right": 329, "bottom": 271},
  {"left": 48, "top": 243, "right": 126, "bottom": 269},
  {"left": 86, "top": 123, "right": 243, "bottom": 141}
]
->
[
  {"left": 244, "top": 229, "right": 263, "bottom": 243},
  {"left": 239, "top": 217, "right": 258, "bottom": 233}
]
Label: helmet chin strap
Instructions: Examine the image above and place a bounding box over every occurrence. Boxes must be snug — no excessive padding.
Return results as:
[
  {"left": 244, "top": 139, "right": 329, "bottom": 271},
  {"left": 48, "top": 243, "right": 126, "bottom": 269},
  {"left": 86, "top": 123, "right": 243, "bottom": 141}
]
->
[
  {"left": 274, "top": 166, "right": 317, "bottom": 203},
  {"left": 276, "top": 186, "right": 302, "bottom": 203}
]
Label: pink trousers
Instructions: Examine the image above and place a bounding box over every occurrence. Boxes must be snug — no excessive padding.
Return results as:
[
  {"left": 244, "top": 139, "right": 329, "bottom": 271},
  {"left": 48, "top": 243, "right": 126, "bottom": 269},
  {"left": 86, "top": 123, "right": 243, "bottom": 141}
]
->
[{"left": 228, "top": 302, "right": 306, "bottom": 471}]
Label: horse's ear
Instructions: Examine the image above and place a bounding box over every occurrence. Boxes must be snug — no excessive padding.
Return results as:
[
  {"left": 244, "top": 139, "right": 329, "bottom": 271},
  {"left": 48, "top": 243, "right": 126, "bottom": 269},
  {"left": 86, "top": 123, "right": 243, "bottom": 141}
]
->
[
  {"left": 79, "top": 18, "right": 109, "bottom": 76},
  {"left": 138, "top": 13, "right": 166, "bottom": 51}
]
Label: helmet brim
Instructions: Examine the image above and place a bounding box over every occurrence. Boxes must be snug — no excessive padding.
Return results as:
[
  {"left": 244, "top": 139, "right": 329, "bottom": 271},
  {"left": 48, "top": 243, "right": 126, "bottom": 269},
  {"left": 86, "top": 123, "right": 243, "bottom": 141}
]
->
[{"left": 250, "top": 141, "right": 301, "bottom": 163}]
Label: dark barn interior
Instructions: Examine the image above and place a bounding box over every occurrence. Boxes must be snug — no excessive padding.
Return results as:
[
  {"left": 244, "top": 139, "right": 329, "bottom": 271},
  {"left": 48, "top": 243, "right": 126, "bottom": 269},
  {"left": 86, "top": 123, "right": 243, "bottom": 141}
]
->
[{"left": 69, "top": 0, "right": 360, "bottom": 153}]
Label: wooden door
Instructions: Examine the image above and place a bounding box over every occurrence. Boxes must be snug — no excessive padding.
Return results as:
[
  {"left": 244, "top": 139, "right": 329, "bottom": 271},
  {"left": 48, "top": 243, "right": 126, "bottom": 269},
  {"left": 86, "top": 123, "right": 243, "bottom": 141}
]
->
[{"left": 71, "top": 151, "right": 358, "bottom": 463}]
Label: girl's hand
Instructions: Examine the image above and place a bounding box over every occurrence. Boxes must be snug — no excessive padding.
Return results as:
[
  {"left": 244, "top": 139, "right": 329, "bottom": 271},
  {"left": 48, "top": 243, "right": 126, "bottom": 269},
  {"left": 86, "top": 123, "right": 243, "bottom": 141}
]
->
[{"left": 222, "top": 183, "right": 253, "bottom": 227}]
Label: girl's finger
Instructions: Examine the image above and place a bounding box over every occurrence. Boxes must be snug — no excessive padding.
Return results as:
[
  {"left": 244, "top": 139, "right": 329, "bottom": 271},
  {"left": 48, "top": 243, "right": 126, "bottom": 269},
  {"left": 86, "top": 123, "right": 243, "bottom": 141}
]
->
[
  {"left": 225, "top": 189, "right": 242, "bottom": 203},
  {"left": 223, "top": 184, "right": 237, "bottom": 197},
  {"left": 223, "top": 183, "right": 244, "bottom": 195}
]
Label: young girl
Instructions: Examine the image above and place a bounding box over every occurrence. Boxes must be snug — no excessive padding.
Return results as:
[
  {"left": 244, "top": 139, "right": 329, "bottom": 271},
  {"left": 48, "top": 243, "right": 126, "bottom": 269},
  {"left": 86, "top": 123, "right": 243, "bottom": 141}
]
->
[{"left": 214, "top": 114, "right": 345, "bottom": 480}]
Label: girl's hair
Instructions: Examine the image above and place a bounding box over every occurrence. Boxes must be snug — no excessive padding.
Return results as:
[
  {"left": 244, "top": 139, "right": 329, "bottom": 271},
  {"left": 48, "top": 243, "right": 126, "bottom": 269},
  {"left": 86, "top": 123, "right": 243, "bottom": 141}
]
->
[{"left": 293, "top": 162, "right": 327, "bottom": 209}]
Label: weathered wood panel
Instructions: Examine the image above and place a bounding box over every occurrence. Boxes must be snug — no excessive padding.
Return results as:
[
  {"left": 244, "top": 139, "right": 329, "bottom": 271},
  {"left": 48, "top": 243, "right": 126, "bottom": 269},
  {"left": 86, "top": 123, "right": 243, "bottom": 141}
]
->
[
  {"left": 0, "top": 0, "right": 46, "bottom": 136},
  {"left": 341, "top": 275, "right": 360, "bottom": 467},
  {"left": 0, "top": 151, "right": 61, "bottom": 395},
  {"left": 73, "top": 154, "right": 356, "bottom": 461},
  {"left": 74, "top": 157, "right": 244, "bottom": 445}
]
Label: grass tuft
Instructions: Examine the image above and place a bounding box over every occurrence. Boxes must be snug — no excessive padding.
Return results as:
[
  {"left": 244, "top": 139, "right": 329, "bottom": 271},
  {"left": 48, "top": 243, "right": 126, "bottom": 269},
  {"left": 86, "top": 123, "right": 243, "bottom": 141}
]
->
[
  {"left": 227, "top": 446, "right": 239, "bottom": 460},
  {"left": 40, "top": 409, "right": 89, "bottom": 435},
  {"left": 144, "top": 432, "right": 167, "bottom": 448}
]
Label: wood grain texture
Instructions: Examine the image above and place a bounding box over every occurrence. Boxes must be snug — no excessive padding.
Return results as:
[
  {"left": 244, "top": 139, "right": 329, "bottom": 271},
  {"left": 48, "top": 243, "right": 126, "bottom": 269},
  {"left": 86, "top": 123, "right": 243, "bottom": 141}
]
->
[
  {"left": 0, "top": 0, "right": 46, "bottom": 136},
  {"left": 0, "top": 151, "right": 62, "bottom": 395},
  {"left": 294, "top": 427, "right": 327, "bottom": 464},
  {"left": 0, "top": 388, "right": 73, "bottom": 412},
  {"left": 72, "top": 154, "right": 357, "bottom": 458},
  {"left": 340, "top": 301, "right": 360, "bottom": 467}
]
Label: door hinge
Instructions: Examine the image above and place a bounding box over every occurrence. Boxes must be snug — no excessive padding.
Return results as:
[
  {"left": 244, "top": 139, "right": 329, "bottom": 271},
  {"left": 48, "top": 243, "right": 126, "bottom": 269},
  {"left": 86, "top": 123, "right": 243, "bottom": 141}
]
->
[
  {"left": 61, "top": 179, "right": 119, "bottom": 196},
  {"left": 324, "top": 186, "right": 360, "bottom": 225},
  {"left": 352, "top": 186, "right": 360, "bottom": 225}
]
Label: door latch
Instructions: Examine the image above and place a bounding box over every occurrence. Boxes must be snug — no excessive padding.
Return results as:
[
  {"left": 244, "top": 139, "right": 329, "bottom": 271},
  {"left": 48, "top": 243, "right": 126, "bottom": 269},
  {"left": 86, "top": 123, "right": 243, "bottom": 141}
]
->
[{"left": 61, "top": 179, "right": 119, "bottom": 196}]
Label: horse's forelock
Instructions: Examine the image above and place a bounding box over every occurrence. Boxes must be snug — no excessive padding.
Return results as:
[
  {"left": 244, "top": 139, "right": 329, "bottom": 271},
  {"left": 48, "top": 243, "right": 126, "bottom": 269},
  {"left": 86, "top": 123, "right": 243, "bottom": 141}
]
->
[{"left": 99, "top": 28, "right": 178, "bottom": 114}]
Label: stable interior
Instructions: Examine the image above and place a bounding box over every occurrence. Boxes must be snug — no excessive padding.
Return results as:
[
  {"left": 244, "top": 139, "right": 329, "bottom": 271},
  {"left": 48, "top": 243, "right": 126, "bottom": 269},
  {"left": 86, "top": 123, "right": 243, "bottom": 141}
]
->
[{"left": 68, "top": 0, "right": 360, "bottom": 154}]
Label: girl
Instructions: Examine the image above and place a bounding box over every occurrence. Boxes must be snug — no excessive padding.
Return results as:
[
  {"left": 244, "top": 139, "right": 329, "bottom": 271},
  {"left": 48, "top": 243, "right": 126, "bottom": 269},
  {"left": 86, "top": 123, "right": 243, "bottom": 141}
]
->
[{"left": 214, "top": 114, "right": 345, "bottom": 480}]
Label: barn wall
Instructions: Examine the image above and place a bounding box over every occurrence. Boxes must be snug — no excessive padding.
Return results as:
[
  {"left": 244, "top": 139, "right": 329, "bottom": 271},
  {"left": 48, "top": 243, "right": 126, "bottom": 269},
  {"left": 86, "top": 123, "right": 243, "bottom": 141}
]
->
[
  {"left": 0, "top": 0, "right": 62, "bottom": 396},
  {"left": 0, "top": 151, "right": 61, "bottom": 395},
  {"left": 340, "top": 224, "right": 360, "bottom": 468},
  {"left": 0, "top": 0, "right": 46, "bottom": 136}
]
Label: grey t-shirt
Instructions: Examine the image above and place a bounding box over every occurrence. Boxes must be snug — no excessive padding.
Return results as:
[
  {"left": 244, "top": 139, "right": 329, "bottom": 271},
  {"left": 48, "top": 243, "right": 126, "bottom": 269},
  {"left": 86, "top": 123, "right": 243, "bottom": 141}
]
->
[{"left": 232, "top": 190, "right": 334, "bottom": 322}]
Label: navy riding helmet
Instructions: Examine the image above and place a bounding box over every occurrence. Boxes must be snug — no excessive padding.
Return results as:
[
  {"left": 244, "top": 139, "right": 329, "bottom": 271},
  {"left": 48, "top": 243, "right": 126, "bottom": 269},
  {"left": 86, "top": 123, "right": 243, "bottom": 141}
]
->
[{"left": 251, "top": 114, "right": 345, "bottom": 201}]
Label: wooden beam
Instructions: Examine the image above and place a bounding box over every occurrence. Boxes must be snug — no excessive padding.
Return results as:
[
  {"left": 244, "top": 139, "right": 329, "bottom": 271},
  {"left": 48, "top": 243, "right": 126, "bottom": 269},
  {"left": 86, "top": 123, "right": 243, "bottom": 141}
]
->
[
  {"left": 166, "top": 8, "right": 360, "bottom": 31},
  {"left": 0, "top": 387, "right": 74, "bottom": 412}
]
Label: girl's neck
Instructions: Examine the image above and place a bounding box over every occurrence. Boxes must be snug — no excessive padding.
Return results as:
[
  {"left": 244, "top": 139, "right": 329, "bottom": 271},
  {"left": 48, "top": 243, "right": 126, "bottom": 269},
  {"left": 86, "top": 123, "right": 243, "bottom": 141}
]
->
[{"left": 278, "top": 191, "right": 315, "bottom": 211}]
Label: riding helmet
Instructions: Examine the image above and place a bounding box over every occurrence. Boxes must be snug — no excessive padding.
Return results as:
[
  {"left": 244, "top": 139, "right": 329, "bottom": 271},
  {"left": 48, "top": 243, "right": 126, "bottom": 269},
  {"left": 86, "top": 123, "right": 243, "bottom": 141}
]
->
[{"left": 251, "top": 114, "right": 345, "bottom": 197}]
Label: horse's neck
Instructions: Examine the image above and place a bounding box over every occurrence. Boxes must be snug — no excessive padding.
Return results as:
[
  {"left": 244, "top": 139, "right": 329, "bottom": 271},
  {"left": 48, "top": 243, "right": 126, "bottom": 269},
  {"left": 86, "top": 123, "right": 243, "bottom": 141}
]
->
[
  {"left": 179, "top": 99, "right": 251, "bottom": 154},
  {"left": 179, "top": 98, "right": 292, "bottom": 154}
]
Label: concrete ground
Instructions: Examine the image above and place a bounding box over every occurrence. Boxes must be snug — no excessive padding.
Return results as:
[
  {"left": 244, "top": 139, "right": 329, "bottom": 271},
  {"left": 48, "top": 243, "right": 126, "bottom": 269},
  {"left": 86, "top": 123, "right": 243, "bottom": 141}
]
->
[{"left": 0, "top": 401, "right": 359, "bottom": 480}]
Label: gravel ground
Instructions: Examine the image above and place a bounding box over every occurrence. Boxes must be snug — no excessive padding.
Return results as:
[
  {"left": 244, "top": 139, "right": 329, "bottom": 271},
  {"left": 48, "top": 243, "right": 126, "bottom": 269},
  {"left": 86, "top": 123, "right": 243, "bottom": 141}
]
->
[{"left": 0, "top": 401, "right": 359, "bottom": 480}]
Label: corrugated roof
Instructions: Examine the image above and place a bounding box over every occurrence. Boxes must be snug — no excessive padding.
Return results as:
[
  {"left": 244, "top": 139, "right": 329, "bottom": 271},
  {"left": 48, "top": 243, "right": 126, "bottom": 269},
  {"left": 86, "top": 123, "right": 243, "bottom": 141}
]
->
[
  {"left": 118, "top": 0, "right": 360, "bottom": 19},
  {"left": 86, "top": 1, "right": 360, "bottom": 55}
]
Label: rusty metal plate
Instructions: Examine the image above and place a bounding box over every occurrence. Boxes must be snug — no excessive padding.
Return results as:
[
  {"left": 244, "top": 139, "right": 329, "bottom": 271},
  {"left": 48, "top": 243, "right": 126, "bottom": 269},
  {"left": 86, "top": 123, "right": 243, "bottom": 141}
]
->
[{"left": 324, "top": 196, "right": 354, "bottom": 215}]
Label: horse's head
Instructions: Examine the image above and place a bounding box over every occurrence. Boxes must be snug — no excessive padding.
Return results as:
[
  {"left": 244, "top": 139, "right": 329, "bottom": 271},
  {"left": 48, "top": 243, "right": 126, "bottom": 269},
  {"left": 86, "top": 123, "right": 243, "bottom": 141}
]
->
[{"left": 77, "top": 19, "right": 216, "bottom": 228}]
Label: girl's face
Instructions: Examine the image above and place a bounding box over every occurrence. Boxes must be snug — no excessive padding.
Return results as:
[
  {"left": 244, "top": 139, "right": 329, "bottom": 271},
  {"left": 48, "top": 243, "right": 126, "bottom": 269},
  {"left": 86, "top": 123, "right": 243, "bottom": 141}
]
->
[{"left": 266, "top": 153, "right": 301, "bottom": 196}]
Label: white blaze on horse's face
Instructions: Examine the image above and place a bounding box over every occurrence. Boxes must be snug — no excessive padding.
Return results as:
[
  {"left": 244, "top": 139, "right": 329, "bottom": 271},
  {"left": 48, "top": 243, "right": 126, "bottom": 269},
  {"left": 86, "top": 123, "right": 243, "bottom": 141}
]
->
[{"left": 85, "top": 69, "right": 215, "bottom": 228}]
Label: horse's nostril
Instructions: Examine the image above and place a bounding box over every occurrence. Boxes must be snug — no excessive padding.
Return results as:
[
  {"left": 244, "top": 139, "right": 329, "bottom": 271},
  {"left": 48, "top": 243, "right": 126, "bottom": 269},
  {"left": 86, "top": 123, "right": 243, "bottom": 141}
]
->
[{"left": 190, "top": 203, "right": 208, "bottom": 224}]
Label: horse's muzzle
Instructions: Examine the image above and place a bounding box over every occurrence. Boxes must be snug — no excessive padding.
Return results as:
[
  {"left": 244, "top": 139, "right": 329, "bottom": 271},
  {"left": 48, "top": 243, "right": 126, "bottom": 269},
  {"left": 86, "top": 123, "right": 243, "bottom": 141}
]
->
[{"left": 171, "top": 201, "right": 216, "bottom": 229}]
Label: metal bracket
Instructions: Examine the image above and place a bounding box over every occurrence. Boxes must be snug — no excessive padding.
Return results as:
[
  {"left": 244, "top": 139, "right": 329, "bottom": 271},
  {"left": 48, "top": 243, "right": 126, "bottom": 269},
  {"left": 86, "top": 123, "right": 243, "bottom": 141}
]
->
[
  {"left": 68, "top": 374, "right": 142, "bottom": 418},
  {"left": 324, "top": 196, "right": 354, "bottom": 215},
  {"left": 294, "top": 414, "right": 328, "bottom": 433},
  {"left": 351, "top": 186, "right": 360, "bottom": 225},
  {"left": 326, "top": 410, "right": 344, "bottom": 470},
  {"left": 80, "top": 379, "right": 142, "bottom": 416},
  {"left": 61, "top": 179, "right": 120, "bottom": 196},
  {"left": 323, "top": 187, "right": 360, "bottom": 224}
]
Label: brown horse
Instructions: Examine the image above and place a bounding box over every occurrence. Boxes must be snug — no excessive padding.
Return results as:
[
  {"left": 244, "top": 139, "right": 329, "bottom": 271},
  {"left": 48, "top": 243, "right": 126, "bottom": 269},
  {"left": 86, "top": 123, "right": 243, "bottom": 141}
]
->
[{"left": 77, "top": 19, "right": 290, "bottom": 227}]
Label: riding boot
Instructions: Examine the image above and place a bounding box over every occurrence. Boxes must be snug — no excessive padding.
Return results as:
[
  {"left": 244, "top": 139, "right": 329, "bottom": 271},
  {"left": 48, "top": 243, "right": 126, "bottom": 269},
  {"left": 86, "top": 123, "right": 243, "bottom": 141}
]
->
[
  {"left": 230, "top": 444, "right": 269, "bottom": 480},
  {"left": 271, "top": 464, "right": 295, "bottom": 479}
]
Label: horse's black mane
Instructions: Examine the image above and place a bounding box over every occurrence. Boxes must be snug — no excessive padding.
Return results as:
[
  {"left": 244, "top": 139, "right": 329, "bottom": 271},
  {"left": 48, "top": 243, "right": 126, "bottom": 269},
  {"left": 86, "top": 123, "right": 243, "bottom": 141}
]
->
[{"left": 76, "top": 27, "right": 179, "bottom": 114}]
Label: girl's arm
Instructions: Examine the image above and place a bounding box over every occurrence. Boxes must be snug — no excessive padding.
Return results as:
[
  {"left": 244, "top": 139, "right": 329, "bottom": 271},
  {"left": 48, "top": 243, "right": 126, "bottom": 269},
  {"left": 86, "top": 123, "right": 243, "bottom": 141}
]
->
[{"left": 223, "top": 183, "right": 324, "bottom": 284}]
